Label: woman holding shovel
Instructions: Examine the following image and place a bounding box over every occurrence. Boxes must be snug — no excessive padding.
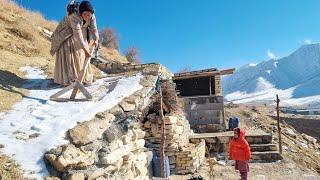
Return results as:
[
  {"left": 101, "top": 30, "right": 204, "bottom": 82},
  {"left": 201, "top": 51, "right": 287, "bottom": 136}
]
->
[{"left": 50, "top": 1, "right": 99, "bottom": 86}]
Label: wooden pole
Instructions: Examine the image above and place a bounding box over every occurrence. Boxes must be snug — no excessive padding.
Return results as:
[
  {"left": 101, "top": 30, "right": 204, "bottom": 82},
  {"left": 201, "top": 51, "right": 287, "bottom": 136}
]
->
[
  {"left": 209, "top": 76, "right": 212, "bottom": 96},
  {"left": 276, "top": 94, "right": 283, "bottom": 154},
  {"left": 159, "top": 82, "right": 167, "bottom": 178},
  {"left": 70, "top": 45, "right": 96, "bottom": 100}
]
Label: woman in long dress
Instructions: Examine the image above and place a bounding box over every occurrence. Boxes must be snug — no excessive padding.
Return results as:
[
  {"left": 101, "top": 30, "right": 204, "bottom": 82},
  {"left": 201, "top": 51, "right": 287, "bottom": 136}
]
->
[{"left": 50, "top": 1, "right": 99, "bottom": 86}]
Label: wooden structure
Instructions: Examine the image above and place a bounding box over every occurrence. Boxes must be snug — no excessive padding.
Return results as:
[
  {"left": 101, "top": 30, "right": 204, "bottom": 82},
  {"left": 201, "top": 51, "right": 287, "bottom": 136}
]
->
[{"left": 173, "top": 68, "right": 235, "bottom": 133}]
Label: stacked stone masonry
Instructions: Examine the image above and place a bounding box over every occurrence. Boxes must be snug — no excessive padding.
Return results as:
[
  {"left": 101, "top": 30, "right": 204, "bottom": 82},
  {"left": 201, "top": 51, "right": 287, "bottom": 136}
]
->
[{"left": 44, "top": 63, "right": 205, "bottom": 179}]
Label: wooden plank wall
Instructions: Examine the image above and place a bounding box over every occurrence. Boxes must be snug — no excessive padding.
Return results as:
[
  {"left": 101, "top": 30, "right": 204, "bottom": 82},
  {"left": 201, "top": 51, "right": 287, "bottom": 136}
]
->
[{"left": 184, "top": 96, "right": 224, "bottom": 126}]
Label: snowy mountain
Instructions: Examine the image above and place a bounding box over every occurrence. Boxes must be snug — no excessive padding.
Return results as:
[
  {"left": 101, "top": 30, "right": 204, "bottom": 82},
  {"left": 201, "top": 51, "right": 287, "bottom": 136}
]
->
[{"left": 223, "top": 43, "right": 320, "bottom": 107}]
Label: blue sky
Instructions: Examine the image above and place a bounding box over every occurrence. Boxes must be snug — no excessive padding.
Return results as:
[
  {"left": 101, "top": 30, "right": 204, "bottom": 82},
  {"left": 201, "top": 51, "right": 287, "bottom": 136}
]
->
[{"left": 19, "top": 0, "right": 320, "bottom": 72}]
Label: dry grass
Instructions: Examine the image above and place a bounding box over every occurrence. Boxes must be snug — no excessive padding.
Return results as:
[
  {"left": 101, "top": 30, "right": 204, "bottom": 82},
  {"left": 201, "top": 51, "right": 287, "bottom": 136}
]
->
[
  {"left": 0, "top": 154, "right": 23, "bottom": 180},
  {"left": 99, "top": 46, "right": 128, "bottom": 63},
  {"left": 0, "top": 0, "right": 127, "bottom": 112}
]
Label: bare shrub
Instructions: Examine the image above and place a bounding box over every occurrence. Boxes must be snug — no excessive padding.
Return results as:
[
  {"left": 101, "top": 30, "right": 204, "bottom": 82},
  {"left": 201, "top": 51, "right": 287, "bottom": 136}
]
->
[
  {"left": 124, "top": 46, "right": 141, "bottom": 64},
  {"left": 100, "top": 28, "right": 119, "bottom": 50}
]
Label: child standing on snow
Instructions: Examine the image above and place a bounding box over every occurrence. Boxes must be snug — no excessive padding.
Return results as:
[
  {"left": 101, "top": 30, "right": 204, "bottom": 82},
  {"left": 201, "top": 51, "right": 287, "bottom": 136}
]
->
[{"left": 229, "top": 128, "right": 251, "bottom": 180}]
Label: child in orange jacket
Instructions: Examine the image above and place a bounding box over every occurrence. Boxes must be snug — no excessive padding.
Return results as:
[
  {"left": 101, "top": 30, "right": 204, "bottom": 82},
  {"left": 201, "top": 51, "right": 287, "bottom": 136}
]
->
[{"left": 229, "top": 128, "right": 251, "bottom": 180}]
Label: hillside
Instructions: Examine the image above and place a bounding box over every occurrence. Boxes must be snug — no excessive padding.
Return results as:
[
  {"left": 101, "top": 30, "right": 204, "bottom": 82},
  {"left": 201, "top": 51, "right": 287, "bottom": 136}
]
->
[
  {"left": 0, "top": 0, "right": 127, "bottom": 112},
  {"left": 223, "top": 43, "right": 320, "bottom": 107}
]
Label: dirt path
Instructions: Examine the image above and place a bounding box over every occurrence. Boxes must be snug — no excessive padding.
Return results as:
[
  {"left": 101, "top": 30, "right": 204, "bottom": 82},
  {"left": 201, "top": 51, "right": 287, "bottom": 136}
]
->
[{"left": 170, "top": 158, "right": 320, "bottom": 180}]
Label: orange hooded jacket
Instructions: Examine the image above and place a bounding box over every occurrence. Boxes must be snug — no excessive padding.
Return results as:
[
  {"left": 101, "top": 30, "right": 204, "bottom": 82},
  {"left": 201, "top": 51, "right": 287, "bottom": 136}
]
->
[{"left": 228, "top": 128, "right": 251, "bottom": 161}]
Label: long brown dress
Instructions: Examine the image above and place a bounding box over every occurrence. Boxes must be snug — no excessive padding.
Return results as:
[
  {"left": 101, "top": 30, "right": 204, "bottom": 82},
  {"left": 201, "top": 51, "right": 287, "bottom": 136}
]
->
[{"left": 53, "top": 13, "right": 99, "bottom": 86}]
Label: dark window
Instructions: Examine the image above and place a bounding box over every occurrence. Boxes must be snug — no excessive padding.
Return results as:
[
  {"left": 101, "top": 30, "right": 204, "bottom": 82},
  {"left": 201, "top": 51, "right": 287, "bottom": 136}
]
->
[{"left": 174, "top": 76, "right": 215, "bottom": 96}]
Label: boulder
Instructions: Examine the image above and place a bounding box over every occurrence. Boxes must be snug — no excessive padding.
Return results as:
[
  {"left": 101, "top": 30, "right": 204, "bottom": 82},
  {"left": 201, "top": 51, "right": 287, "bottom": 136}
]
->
[
  {"left": 45, "top": 144, "right": 95, "bottom": 172},
  {"left": 69, "top": 114, "right": 115, "bottom": 145}
]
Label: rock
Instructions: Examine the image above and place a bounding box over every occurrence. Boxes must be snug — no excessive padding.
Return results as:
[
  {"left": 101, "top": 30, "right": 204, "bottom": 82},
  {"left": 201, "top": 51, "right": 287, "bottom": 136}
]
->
[
  {"left": 119, "top": 101, "right": 136, "bottom": 112},
  {"left": 108, "top": 105, "right": 125, "bottom": 118},
  {"left": 132, "top": 128, "right": 146, "bottom": 140},
  {"left": 104, "top": 158, "right": 123, "bottom": 175},
  {"left": 67, "top": 173, "right": 85, "bottom": 180},
  {"left": 134, "top": 87, "right": 152, "bottom": 98},
  {"left": 82, "top": 140, "right": 102, "bottom": 152},
  {"left": 101, "top": 139, "right": 145, "bottom": 165},
  {"left": 69, "top": 114, "right": 115, "bottom": 145},
  {"left": 285, "top": 128, "right": 296, "bottom": 138},
  {"left": 104, "top": 123, "right": 124, "bottom": 143},
  {"left": 139, "top": 75, "right": 158, "bottom": 87},
  {"left": 122, "top": 130, "right": 134, "bottom": 144},
  {"left": 87, "top": 168, "right": 105, "bottom": 180},
  {"left": 132, "top": 152, "right": 148, "bottom": 177},
  {"left": 302, "top": 133, "right": 317, "bottom": 145},
  {"left": 101, "top": 146, "right": 131, "bottom": 165},
  {"left": 218, "top": 160, "right": 226, "bottom": 166},
  {"left": 44, "top": 177, "right": 61, "bottom": 180},
  {"left": 45, "top": 144, "right": 95, "bottom": 172},
  {"left": 108, "top": 139, "right": 124, "bottom": 152},
  {"left": 0, "top": 144, "right": 4, "bottom": 148},
  {"left": 144, "top": 121, "right": 151, "bottom": 129},
  {"left": 95, "top": 177, "right": 107, "bottom": 180},
  {"left": 164, "top": 116, "right": 177, "bottom": 124},
  {"left": 125, "top": 96, "right": 141, "bottom": 106}
]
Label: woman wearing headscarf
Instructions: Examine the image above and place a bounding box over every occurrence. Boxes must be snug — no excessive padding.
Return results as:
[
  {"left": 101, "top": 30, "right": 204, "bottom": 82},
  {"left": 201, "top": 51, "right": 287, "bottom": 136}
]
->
[{"left": 50, "top": 1, "right": 99, "bottom": 86}]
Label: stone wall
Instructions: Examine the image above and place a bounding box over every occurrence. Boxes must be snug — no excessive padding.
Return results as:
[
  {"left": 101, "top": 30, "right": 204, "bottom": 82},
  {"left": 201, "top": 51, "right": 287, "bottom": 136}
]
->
[
  {"left": 214, "top": 75, "right": 222, "bottom": 96},
  {"left": 44, "top": 65, "right": 162, "bottom": 180},
  {"left": 44, "top": 63, "right": 205, "bottom": 179},
  {"left": 170, "top": 140, "right": 205, "bottom": 174}
]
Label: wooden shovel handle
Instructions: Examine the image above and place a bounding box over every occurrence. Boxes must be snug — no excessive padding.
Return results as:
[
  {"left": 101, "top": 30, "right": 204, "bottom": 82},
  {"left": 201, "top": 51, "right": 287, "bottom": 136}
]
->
[{"left": 70, "top": 46, "right": 96, "bottom": 99}]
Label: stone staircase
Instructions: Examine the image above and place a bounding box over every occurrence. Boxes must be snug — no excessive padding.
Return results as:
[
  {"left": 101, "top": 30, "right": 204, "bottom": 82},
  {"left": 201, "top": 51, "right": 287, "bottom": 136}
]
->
[
  {"left": 190, "top": 129, "right": 283, "bottom": 162},
  {"left": 246, "top": 134, "right": 282, "bottom": 162}
]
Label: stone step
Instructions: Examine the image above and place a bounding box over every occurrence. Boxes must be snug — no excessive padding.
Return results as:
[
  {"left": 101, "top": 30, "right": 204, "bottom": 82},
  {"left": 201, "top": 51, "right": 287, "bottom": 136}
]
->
[
  {"left": 251, "top": 151, "right": 283, "bottom": 162},
  {"left": 250, "top": 144, "right": 278, "bottom": 152},
  {"left": 190, "top": 130, "right": 273, "bottom": 144},
  {"left": 245, "top": 135, "right": 272, "bottom": 144}
]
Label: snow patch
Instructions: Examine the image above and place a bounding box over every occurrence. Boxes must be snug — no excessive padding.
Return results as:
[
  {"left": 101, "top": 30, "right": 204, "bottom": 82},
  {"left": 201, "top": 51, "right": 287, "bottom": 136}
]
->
[
  {"left": 273, "top": 61, "right": 278, "bottom": 67},
  {"left": 248, "top": 63, "right": 258, "bottom": 67},
  {"left": 225, "top": 86, "right": 296, "bottom": 104},
  {"left": 255, "top": 77, "right": 275, "bottom": 92},
  {"left": 0, "top": 66, "right": 144, "bottom": 178},
  {"left": 266, "top": 70, "right": 271, "bottom": 74}
]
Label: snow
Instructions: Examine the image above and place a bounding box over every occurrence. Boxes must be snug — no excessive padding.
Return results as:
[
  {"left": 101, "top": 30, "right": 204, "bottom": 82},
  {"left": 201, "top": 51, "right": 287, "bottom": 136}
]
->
[
  {"left": 249, "top": 63, "right": 258, "bottom": 67},
  {"left": 223, "top": 43, "right": 320, "bottom": 108},
  {"left": 255, "top": 77, "right": 275, "bottom": 92},
  {"left": 225, "top": 86, "right": 295, "bottom": 104},
  {"left": 273, "top": 61, "right": 278, "bottom": 67},
  {"left": 0, "top": 66, "right": 144, "bottom": 178}
]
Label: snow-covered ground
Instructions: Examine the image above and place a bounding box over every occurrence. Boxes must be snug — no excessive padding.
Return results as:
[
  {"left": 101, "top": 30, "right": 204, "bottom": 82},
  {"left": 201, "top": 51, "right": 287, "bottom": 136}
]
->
[{"left": 0, "top": 66, "right": 143, "bottom": 178}]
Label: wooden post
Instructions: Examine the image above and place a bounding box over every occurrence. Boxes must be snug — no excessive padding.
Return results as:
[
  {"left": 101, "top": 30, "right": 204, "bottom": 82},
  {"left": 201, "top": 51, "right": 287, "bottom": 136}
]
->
[
  {"left": 159, "top": 82, "right": 167, "bottom": 178},
  {"left": 276, "top": 94, "right": 283, "bottom": 154},
  {"left": 209, "top": 76, "right": 212, "bottom": 96}
]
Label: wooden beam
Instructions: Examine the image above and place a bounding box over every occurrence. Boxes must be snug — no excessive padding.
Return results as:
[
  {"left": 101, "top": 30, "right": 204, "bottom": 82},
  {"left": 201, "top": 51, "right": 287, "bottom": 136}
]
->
[
  {"left": 173, "top": 68, "right": 235, "bottom": 80},
  {"left": 220, "top": 68, "right": 236, "bottom": 75}
]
